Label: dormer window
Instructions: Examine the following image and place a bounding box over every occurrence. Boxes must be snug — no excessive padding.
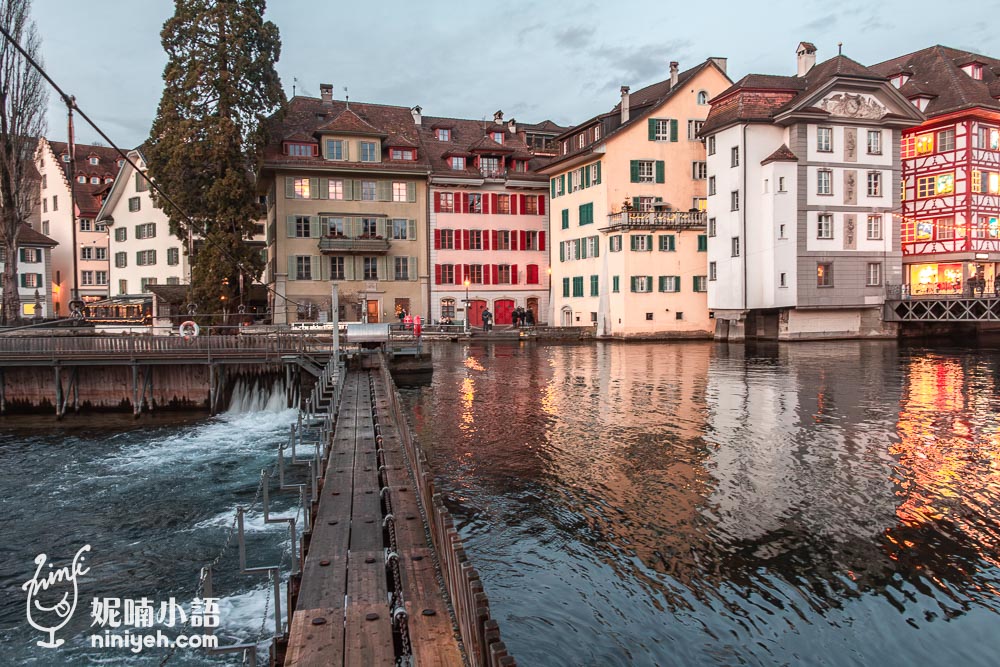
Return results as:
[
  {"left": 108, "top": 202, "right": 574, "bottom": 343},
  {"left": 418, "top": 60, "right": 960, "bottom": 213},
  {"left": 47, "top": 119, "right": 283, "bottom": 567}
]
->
[
  {"left": 117, "top": 159, "right": 125, "bottom": 167},
  {"left": 90, "top": 176, "right": 100, "bottom": 184},
  {"left": 61, "top": 153, "right": 70, "bottom": 163},
  {"left": 697, "top": 90, "right": 709, "bottom": 105},
  {"left": 594, "top": 125, "right": 601, "bottom": 141},
  {"left": 104, "top": 177, "right": 114, "bottom": 184},
  {"left": 285, "top": 142, "right": 317, "bottom": 157},
  {"left": 962, "top": 63, "right": 984, "bottom": 80},
  {"left": 77, "top": 175, "right": 87, "bottom": 183},
  {"left": 911, "top": 96, "right": 931, "bottom": 111},
  {"left": 891, "top": 73, "right": 911, "bottom": 88},
  {"left": 514, "top": 160, "right": 527, "bottom": 173},
  {"left": 490, "top": 131, "right": 504, "bottom": 144},
  {"left": 360, "top": 141, "right": 379, "bottom": 162},
  {"left": 89, "top": 156, "right": 99, "bottom": 165},
  {"left": 562, "top": 141, "right": 568, "bottom": 155},
  {"left": 577, "top": 134, "right": 585, "bottom": 149},
  {"left": 436, "top": 129, "right": 450, "bottom": 141},
  {"left": 449, "top": 156, "right": 465, "bottom": 170},
  {"left": 391, "top": 148, "right": 415, "bottom": 161}
]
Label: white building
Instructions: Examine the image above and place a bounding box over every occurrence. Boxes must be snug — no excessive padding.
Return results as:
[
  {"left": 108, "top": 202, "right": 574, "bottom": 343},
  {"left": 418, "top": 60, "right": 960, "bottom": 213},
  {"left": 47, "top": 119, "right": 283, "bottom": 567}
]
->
[
  {"left": 702, "top": 43, "right": 924, "bottom": 340},
  {"left": 96, "top": 149, "right": 189, "bottom": 296},
  {"left": 0, "top": 224, "right": 57, "bottom": 319}
]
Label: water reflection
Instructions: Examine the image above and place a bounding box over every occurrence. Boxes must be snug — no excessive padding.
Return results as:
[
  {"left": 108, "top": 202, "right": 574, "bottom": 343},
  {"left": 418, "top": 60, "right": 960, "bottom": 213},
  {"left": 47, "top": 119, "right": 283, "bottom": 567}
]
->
[{"left": 401, "top": 341, "right": 1000, "bottom": 666}]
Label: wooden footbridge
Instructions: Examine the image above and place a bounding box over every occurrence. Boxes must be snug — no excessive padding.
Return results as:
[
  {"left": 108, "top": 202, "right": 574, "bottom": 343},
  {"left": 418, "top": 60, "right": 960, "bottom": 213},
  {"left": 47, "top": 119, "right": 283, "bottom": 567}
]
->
[{"left": 281, "top": 354, "right": 514, "bottom": 667}]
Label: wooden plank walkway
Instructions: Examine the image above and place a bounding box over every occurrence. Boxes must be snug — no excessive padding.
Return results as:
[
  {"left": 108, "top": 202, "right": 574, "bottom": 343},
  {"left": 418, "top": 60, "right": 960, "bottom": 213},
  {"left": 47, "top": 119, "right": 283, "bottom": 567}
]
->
[{"left": 284, "top": 367, "right": 463, "bottom": 667}]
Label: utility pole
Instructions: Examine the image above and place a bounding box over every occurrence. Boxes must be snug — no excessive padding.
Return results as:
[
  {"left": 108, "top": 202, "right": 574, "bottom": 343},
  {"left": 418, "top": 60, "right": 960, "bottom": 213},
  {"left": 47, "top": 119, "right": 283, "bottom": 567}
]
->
[
  {"left": 66, "top": 97, "right": 82, "bottom": 316},
  {"left": 330, "top": 282, "right": 339, "bottom": 359}
]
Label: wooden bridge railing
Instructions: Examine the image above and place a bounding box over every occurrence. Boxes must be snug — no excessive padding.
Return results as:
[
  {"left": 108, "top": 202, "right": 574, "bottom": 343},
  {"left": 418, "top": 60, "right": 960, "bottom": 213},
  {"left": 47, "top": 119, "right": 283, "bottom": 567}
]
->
[{"left": 377, "top": 353, "right": 515, "bottom": 667}]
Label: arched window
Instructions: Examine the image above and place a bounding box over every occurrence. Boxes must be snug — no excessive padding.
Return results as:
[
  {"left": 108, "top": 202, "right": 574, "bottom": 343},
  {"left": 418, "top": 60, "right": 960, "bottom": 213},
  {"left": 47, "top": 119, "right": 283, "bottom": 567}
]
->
[
  {"left": 77, "top": 175, "right": 87, "bottom": 183},
  {"left": 440, "top": 298, "right": 456, "bottom": 322},
  {"left": 91, "top": 176, "right": 100, "bottom": 184},
  {"left": 697, "top": 90, "right": 709, "bottom": 105}
]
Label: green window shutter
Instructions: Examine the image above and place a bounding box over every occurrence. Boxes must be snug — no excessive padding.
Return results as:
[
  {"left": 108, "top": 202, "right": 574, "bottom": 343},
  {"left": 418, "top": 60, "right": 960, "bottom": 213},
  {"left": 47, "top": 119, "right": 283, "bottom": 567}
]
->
[
  {"left": 583, "top": 167, "right": 591, "bottom": 188},
  {"left": 551, "top": 178, "right": 556, "bottom": 198},
  {"left": 630, "top": 160, "right": 639, "bottom": 183},
  {"left": 284, "top": 177, "right": 294, "bottom": 198},
  {"left": 408, "top": 219, "right": 417, "bottom": 240},
  {"left": 409, "top": 256, "right": 418, "bottom": 281},
  {"left": 670, "top": 119, "right": 678, "bottom": 142},
  {"left": 19, "top": 273, "right": 26, "bottom": 288},
  {"left": 648, "top": 119, "right": 657, "bottom": 141},
  {"left": 593, "top": 235, "right": 600, "bottom": 257},
  {"left": 646, "top": 235, "right": 654, "bottom": 251},
  {"left": 559, "top": 174, "right": 565, "bottom": 193},
  {"left": 562, "top": 277, "right": 570, "bottom": 297},
  {"left": 590, "top": 275, "right": 598, "bottom": 296},
  {"left": 345, "top": 256, "right": 356, "bottom": 280},
  {"left": 352, "top": 179, "right": 362, "bottom": 200},
  {"left": 595, "top": 161, "right": 601, "bottom": 184},
  {"left": 560, "top": 241, "right": 565, "bottom": 262},
  {"left": 380, "top": 256, "right": 390, "bottom": 281},
  {"left": 310, "top": 177, "right": 320, "bottom": 199},
  {"left": 573, "top": 276, "right": 583, "bottom": 297},
  {"left": 574, "top": 240, "right": 581, "bottom": 260},
  {"left": 286, "top": 216, "right": 296, "bottom": 237},
  {"left": 343, "top": 141, "right": 350, "bottom": 161},
  {"left": 655, "top": 161, "right": 665, "bottom": 183},
  {"left": 287, "top": 255, "right": 296, "bottom": 280},
  {"left": 659, "top": 276, "right": 667, "bottom": 292},
  {"left": 376, "top": 219, "right": 387, "bottom": 238},
  {"left": 698, "top": 234, "right": 707, "bottom": 252},
  {"left": 561, "top": 209, "right": 569, "bottom": 229},
  {"left": 311, "top": 255, "right": 322, "bottom": 280},
  {"left": 309, "top": 216, "right": 321, "bottom": 238},
  {"left": 630, "top": 235, "right": 638, "bottom": 251},
  {"left": 407, "top": 182, "right": 416, "bottom": 202},
  {"left": 630, "top": 276, "right": 638, "bottom": 292},
  {"left": 613, "top": 276, "right": 619, "bottom": 293},
  {"left": 377, "top": 181, "right": 391, "bottom": 201},
  {"left": 632, "top": 197, "right": 640, "bottom": 211},
  {"left": 319, "top": 178, "right": 329, "bottom": 199},
  {"left": 343, "top": 180, "right": 354, "bottom": 200}
]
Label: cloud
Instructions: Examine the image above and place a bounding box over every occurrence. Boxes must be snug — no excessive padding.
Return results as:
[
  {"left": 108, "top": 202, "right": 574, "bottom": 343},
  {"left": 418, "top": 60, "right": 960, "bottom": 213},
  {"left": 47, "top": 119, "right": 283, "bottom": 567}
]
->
[
  {"left": 516, "top": 23, "right": 542, "bottom": 45},
  {"left": 593, "top": 39, "right": 694, "bottom": 91},
  {"left": 800, "top": 13, "right": 838, "bottom": 31},
  {"left": 554, "top": 26, "right": 596, "bottom": 51}
]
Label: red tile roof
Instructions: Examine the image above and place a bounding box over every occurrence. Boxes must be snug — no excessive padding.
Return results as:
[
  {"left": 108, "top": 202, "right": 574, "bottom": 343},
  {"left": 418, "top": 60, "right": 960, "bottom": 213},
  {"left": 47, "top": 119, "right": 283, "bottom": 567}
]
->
[
  {"left": 47, "top": 141, "right": 122, "bottom": 217},
  {"left": 17, "top": 222, "right": 57, "bottom": 247},
  {"left": 418, "top": 115, "right": 546, "bottom": 181},
  {"left": 761, "top": 144, "right": 798, "bottom": 164},
  {"left": 317, "top": 107, "right": 388, "bottom": 137},
  {"left": 870, "top": 45, "right": 1000, "bottom": 116}
]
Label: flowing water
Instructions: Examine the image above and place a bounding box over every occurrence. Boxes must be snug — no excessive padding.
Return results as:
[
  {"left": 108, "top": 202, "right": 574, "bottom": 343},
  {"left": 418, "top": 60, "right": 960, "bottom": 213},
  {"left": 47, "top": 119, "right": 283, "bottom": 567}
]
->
[
  {"left": 400, "top": 341, "right": 1000, "bottom": 667},
  {"left": 0, "top": 381, "right": 299, "bottom": 666}
]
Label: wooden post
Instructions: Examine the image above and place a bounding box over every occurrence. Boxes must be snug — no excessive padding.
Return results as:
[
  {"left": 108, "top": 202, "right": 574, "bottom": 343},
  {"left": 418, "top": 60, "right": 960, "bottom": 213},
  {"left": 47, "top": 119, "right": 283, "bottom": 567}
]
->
[
  {"left": 54, "top": 366, "right": 63, "bottom": 419},
  {"left": 72, "top": 367, "right": 80, "bottom": 413},
  {"left": 209, "top": 363, "right": 216, "bottom": 415},
  {"left": 0, "top": 367, "right": 5, "bottom": 415},
  {"left": 132, "top": 364, "right": 140, "bottom": 418},
  {"left": 147, "top": 366, "right": 154, "bottom": 412}
]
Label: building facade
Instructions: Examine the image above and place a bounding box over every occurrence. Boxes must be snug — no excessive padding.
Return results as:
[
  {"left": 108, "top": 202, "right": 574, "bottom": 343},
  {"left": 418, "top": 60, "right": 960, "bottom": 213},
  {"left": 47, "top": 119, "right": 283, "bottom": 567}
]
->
[
  {"left": 541, "top": 58, "right": 730, "bottom": 336},
  {"left": 260, "top": 87, "right": 429, "bottom": 324},
  {"left": 702, "top": 44, "right": 924, "bottom": 340},
  {"left": 423, "top": 111, "right": 553, "bottom": 326},
  {"left": 96, "top": 149, "right": 190, "bottom": 296},
  {"left": 870, "top": 46, "right": 1000, "bottom": 296},
  {"left": 36, "top": 139, "right": 121, "bottom": 314},
  {"left": 0, "top": 224, "right": 57, "bottom": 319}
]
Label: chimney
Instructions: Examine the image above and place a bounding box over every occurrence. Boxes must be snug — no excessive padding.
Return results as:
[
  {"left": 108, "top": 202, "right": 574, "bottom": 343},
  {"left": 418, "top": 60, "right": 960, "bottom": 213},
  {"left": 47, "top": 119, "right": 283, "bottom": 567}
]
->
[
  {"left": 507, "top": 118, "right": 517, "bottom": 134},
  {"left": 796, "top": 42, "right": 817, "bottom": 77},
  {"left": 493, "top": 109, "right": 504, "bottom": 125},
  {"left": 620, "top": 86, "right": 630, "bottom": 123},
  {"left": 319, "top": 83, "right": 333, "bottom": 104},
  {"left": 411, "top": 105, "right": 422, "bottom": 126},
  {"left": 669, "top": 61, "right": 679, "bottom": 89},
  {"left": 709, "top": 57, "right": 728, "bottom": 74}
]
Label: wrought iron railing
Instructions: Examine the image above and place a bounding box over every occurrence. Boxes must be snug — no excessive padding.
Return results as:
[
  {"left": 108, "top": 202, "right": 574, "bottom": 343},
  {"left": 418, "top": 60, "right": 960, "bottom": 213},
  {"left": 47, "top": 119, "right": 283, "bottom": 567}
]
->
[
  {"left": 317, "top": 236, "right": 391, "bottom": 253},
  {"left": 603, "top": 210, "right": 707, "bottom": 230}
]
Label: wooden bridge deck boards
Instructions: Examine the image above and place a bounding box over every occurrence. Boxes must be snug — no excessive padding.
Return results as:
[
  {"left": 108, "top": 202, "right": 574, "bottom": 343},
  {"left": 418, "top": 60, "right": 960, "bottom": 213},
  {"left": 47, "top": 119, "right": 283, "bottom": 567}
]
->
[{"left": 285, "top": 367, "right": 464, "bottom": 667}]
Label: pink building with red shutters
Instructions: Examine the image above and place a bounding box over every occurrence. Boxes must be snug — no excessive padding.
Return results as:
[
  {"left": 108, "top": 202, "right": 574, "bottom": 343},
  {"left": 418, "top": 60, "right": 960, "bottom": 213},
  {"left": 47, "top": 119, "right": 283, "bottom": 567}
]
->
[{"left": 421, "top": 110, "right": 558, "bottom": 326}]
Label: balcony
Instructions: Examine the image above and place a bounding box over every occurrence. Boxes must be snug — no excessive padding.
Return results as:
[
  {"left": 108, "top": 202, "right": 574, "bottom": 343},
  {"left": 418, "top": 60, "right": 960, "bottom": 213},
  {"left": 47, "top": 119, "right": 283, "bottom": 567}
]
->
[
  {"left": 602, "top": 210, "right": 707, "bottom": 231},
  {"left": 480, "top": 168, "right": 507, "bottom": 180},
  {"left": 318, "top": 235, "right": 390, "bottom": 254}
]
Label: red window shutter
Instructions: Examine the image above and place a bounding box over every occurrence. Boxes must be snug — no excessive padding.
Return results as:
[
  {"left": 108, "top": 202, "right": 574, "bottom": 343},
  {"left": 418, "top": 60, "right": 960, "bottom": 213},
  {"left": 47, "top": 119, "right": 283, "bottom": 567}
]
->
[
  {"left": 463, "top": 229, "right": 470, "bottom": 249},
  {"left": 511, "top": 264, "right": 518, "bottom": 284},
  {"left": 464, "top": 265, "right": 471, "bottom": 283},
  {"left": 434, "top": 192, "right": 441, "bottom": 213},
  {"left": 538, "top": 196, "right": 546, "bottom": 216},
  {"left": 491, "top": 230, "right": 498, "bottom": 249},
  {"left": 527, "top": 264, "right": 538, "bottom": 284},
  {"left": 434, "top": 230, "right": 441, "bottom": 249},
  {"left": 455, "top": 264, "right": 462, "bottom": 284},
  {"left": 520, "top": 230, "right": 527, "bottom": 250},
  {"left": 539, "top": 231, "right": 546, "bottom": 251},
  {"left": 492, "top": 264, "right": 499, "bottom": 284},
  {"left": 312, "top": 145, "right": 319, "bottom": 157},
  {"left": 483, "top": 194, "right": 491, "bottom": 214},
  {"left": 491, "top": 193, "right": 499, "bottom": 213},
  {"left": 519, "top": 194, "right": 526, "bottom": 215},
  {"left": 435, "top": 264, "right": 442, "bottom": 284},
  {"left": 484, "top": 265, "right": 492, "bottom": 285},
  {"left": 455, "top": 192, "right": 463, "bottom": 213},
  {"left": 511, "top": 195, "right": 519, "bottom": 215},
  {"left": 483, "top": 230, "right": 490, "bottom": 250},
  {"left": 511, "top": 230, "right": 518, "bottom": 250}
]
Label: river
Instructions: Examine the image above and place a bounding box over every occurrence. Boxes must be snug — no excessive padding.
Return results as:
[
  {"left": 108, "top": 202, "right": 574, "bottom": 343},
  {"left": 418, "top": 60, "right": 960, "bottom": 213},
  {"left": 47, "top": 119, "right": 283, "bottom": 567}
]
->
[{"left": 400, "top": 340, "right": 1000, "bottom": 667}]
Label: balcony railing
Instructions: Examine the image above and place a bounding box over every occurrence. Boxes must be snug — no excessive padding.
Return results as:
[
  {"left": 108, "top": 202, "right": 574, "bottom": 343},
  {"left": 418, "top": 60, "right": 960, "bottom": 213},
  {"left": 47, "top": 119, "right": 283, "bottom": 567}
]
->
[
  {"left": 602, "top": 210, "right": 707, "bottom": 231},
  {"left": 480, "top": 168, "right": 507, "bottom": 179},
  {"left": 318, "top": 235, "right": 391, "bottom": 254}
]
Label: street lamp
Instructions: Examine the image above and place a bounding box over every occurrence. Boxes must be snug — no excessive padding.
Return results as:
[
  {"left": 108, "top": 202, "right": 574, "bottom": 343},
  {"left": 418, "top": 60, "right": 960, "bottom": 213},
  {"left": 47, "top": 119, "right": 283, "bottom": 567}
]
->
[{"left": 464, "top": 278, "right": 471, "bottom": 333}]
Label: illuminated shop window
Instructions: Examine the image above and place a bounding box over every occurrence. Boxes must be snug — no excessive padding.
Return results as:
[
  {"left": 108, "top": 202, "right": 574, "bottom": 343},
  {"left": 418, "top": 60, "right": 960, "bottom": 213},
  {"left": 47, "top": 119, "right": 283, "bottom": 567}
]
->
[{"left": 989, "top": 172, "right": 1000, "bottom": 194}]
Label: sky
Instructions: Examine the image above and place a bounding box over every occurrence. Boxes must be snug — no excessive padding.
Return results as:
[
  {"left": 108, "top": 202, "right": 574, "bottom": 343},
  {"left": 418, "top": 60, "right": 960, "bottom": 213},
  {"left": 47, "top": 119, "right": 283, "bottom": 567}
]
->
[{"left": 30, "top": 0, "right": 998, "bottom": 149}]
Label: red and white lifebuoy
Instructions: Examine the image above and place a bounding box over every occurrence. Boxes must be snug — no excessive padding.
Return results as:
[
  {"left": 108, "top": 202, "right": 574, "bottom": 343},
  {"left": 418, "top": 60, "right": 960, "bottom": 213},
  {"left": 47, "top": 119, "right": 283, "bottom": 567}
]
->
[{"left": 179, "top": 321, "right": 200, "bottom": 340}]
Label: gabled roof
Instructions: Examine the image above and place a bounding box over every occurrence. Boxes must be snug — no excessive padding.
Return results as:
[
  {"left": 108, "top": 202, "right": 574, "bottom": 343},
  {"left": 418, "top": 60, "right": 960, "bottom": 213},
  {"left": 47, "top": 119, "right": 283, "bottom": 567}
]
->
[
  {"left": 316, "top": 107, "right": 388, "bottom": 137},
  {"left": 417, "top": 115, "right": 547, "bottom": 181},
  {"left": 467, "top": 134, "right": 514, "bottom": 153},
  {"left": 520, "top": 119, "right": 565, "bottom": 133},
  {"left": 761, "top": 144, "right": 798, "bottom": 165},
  {"left": 95, "top": 148, "right": 144, "bottom": 223},
  {"left": 870, "top": 45, "right": 1000, "bottom": 116},
  {"left": 16, "top": 222, "right": 57, "bottom": 247},
  {"left": 47, "top": 140, "right": 122, "bottom": 217}
]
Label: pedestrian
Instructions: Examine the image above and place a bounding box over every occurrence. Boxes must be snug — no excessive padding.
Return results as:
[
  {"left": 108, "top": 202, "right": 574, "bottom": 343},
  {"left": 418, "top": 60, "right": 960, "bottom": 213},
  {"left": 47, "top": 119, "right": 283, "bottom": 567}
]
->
[
  {"left": 525, "top": 308, "right": 535, "bottom": 327},
  {"left": 512, "top": 307, "right": 521, "bottom": 328},
  {"left": 994, "top": 275, "right": 1000, "bottom": 296},
  {"left": 481, "top": 308, "right": 492, "bottom": 332}
]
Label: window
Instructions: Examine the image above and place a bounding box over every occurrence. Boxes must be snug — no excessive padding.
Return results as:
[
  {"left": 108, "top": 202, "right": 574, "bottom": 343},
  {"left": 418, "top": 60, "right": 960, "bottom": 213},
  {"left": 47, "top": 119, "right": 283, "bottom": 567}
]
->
[
  {"left": 22, "top": 272, "right": 40, "bottom": 288},
  {"left": 817, "top": 214, "right": 833, "bottom": 239},
  {"left": 707, "top": 136, "right": 716, "bottom": 156},
  {"left": 817, "top": 262, "right": 834, "bottom": 287},
  {"left": 637, "top": 161, "right": 654, "bottom": 183},
  {"left": 469, "top": 264, "right": 484, "bottom": 284},
  {"left": 659, "top": 235, "right": 676, "bottom": 252},
  {"left": 81, "top": 247, "right": 93, "bottom": 260},
  {"left": 492, "top": 131, "right": 505, "bottom": 145},
  {"left": 709, "top": 262, "right": 717, "bottom": 281},
  {"left": 708, "top": 218, "right": 716, "bottom": 237},
  {"left": 135, "top": 223, "right": 156, "bottom": 239},
  {"left": 42, "top": 221, "right": 49, "bottom": 234},
  {"left": 694, "top": 197, "right": 707, "bottom": 211},
  {"left": 708, "top": 176, "right": 716, "bottom": 195},
  {"left": 440, "top": 229, "right": 454, "bottom": 249},
  {"left": 577, "top": 134, "right": 586, "bottom": 149},
  {"left": 610, "top": 235, "right": 622, "bottom": 252},
  {"left": 497, "top": 194, "right": 511, "bottom": 214},
  {"left": 731, "top": 146, "right": 739, "bottom": 167},
  {"left": 89, "top": 156, "right": 99, "bottom": 165},
  {"left": 362, "top": 257, "right": 378, "bottom": 280},
  {"left": 817, "top": 169, "right": 832, "bottom": 195},
  {"left": 392, "top": 182, "right": 408, "bottom": 202},
  {"left": 915, "top": 133, "right": 934, "bottom": 155},
  {"left": 817, "top": 127, "right": 833, "bottom": 152},
  {"left": 95, "top": 271, "right": 108, "bottom": 286},
  {"left": 525, "top": 231, "right": 539, "bottom": 251},
  {"left": 118, "top": 279, "right": 127, "bottom": 295},
  {"left": 697, "top": 234, "right": 707, "bottom": 252},
  {"left": 115, "top": 252, "right": 127, "bottom": 268},
  {"left": 287, "top": 143, "right": 314, "bottom": 157},
  {"left": 469, "top": 229, "right": 483, "bottom": 250},
  {"left": 866, "top": 262, "right": 882, "bottom": 286},
  {"left": 439, "top": 192, "right": 454, "bottom": 213},
  {"left": 436, "top": 128, "right": 450, "bottom": 141},
  {"left": 524, "top": 196, "right": 538, "bottom": 215},
  {"left": 292, "top": 178, "right": 310, "bottom": 199},
  {"left": 328, "top": 179, "right": 344, "bottom": 199},
  {"left": 612, "top": 276, "right": 620, "bottom": 293},
  {"left": 61, "top": 153, "right": 70, "bottom": 162},
  {"left": 731, "top": 236, "right": 740, "bottom": 257},
  {"left": 561, "top": 209, "right": 569, "bottom": 230},
  {"left": 322, "top": 216, "right": 344, "bottom": 236},
  {"left": 917, "top": 175, "right": 935, "bottom": 198},
  {"left": 653, "top": 119, "right": 671, "bottom": 141},
  {"left": 730, "top": 191, "right": 739, "bottom": 211},
  {"left": 936, "top": 216, "right": 955, "bottom": 240},
  {"left": 637, "top": 196, "right": 655, "bottom": 212},
  {"left": 326, "top": 253, "right": 345, "bottom": 280},
  {"left": 498, "top": 265, "right": 512, "bottom": 284},
  {"left": 693, "top": 276, "right": 707, "bottom": 292},
  {"left": 440, "top": 297, "right": 456, "bottom": 319},
  {"left": 481, "top": 157, "right": 501, "bottom": 177},
  {"left": 937, "top": 128, "right": 955, "bottom": 152},
  {"left": 360, "top": 180, "right": 376, "bottom": 201},
  {"left": 867, "top": 171, "right": 882, "bottom": 197},
  {"left": 77, "top": 175, "right": 87, "bottom": 184},
  {"left": 20, "top": 247, "right": 40, "bottom": 262},
  {"left": 391, "top": 149, "right": 414, "bottom": 161},
  {"left": 780, "top": 273, "right": 787, "bottom": 287},
  {"left": 361, "top": 218, "right": 379, "bottom": 237},
  {"left": 136, "top": 250, "right": 156, "bottom": 266},
  {"left": 140, "top": 277, "right": 157, "bottom": 292},
  {"left": 697, "top": 90, "right": 709, "bottom": 105},
  {"left": 81, "top": 271, "right": 94, "bottom": 286},
  {"left": 579, "top": 203, "right": 594, "bottom": 225},
  {"left": 972, "top": 170, "right": 982, "bottom": 193},
  {"left": 95, "top": 220, "right": 107, "bottom": 232},
  {"left": 572, "top": 276, "right": 584, "bottom": 297},
  {"left": 450, "top": 157, "right": 465, "bottom": 170},
  {"left": 79, "top": 219, "right": 93, "bottom": 232},
  {"left": 392, "top": 219, "right": 410, "bottom": 240},
  {"left": 658, "top": 276, "right": 680, "bottom": 292},
  {"left": 778, "top": 177, "right": 786, "bottom": 192},
  {"left": 439, "top": 264, "right": 454, "bottom": 284},
  {"left": 496, "top": 230, "right": 511, "bottom": 250},
  {"left": 867, "top": 215, "right": 882, "bottom": 240},
  {"left": 167, "top": 247, "right": 180, "bottom": 265},
  {"left": 322, "top": 139, "right": 343, "bottom": 160},
  {"left": 394, "top": 257, "right": 410, "bottom": 280},
  {"left": 867, "top": 130, "right": 882, "bottom": 155},
  {"left": 468, "top": 193, "right": 482, "bottom": 213},
  {"left": 294, "top": 216, "right": 312, "bottom": 238},
  {"left": 692, "top": 161, "right": 707, "bottom": 180},
  {"left": 360, "top": 141, "right": 378, "bottom": 162},
  {"left": 42, "top": 199, "right": 46, "bottom": 213},
  {"left": 687, "top": 120, "right": 704, "bottom": 140},
  {"left": 128, "top": 196, "right": 141, "bottom": 212},
  {"left": 631, "top": 235, "right": 650, "bottom": 252}
]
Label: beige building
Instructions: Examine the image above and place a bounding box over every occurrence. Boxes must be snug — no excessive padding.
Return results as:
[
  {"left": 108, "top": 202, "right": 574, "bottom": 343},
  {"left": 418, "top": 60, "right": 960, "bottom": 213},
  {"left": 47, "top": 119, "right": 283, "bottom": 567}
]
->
[
  {"left": 260, "top": 87, "right": 429, "bottom": 324},
  {"left": 540, "top": 58, "right": 731, "bottom": 336}
]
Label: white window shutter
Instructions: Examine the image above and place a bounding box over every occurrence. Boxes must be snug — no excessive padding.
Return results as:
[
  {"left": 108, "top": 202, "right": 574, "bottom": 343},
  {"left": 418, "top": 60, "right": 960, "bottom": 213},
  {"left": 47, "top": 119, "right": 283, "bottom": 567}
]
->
[
  {"left": 345, "top": 256, "right": 356, "bottom": 281},
  {"left": 407, "top": 182, "right": 416, "bottom": 202},
  {"left": 408, "top": 256, "right": 417, "bottom": 281},
  {"left": 407, "top": 219, "right": 416, "bottom": 240},
  {"left": 311, "top": 255, "right": 322, "bottom": 280},
  {"left": 287, "top": 255, "right": 296, "bottom": 280},
  {"left": 286, "top": 216, "right": 296, "bottom": 238},
  {"left": 310, "top": 216, "right": 322, "bottom": 239}
]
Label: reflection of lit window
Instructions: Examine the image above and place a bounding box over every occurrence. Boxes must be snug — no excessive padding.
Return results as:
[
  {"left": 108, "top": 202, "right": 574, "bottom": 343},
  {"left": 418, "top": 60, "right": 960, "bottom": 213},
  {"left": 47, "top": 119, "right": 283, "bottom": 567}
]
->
[
  {"left": 936, "top": 173, "right": 954, "bottom": 194},
  {"left": 991, "top": 217, "right": 999, "bottom": 239},
  {"left": 991, "top": 129, "right": 999, "bottom": 150},
  {"left": 915, "top": 133, "right": 934, "bottom": 154},
  {"left": 989, "top": 172, "right": 1000, "bottom": 194}
]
